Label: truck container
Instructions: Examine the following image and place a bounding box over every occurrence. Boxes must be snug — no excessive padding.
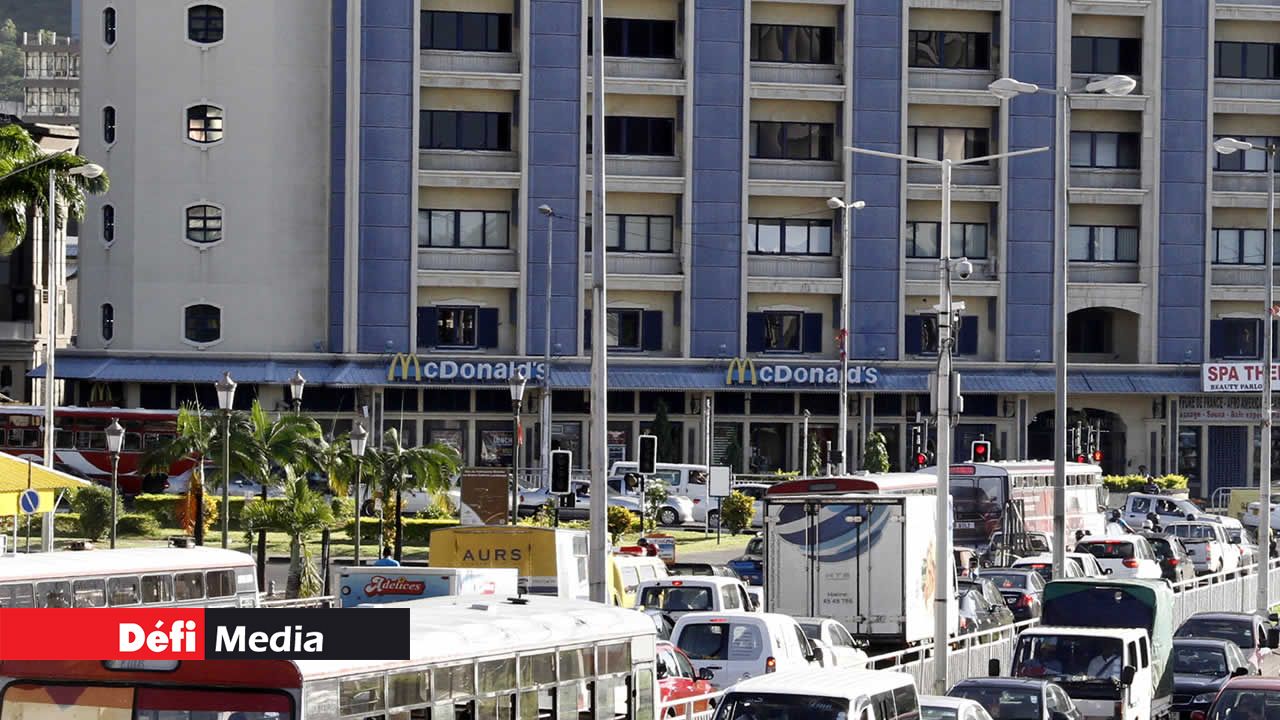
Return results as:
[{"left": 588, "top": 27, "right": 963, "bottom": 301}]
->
[{"left": 337, "top": 566, "right": 518, "bottom": 607}]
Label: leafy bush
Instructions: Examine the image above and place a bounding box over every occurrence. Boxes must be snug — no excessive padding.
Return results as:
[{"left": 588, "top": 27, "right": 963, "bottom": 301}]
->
[
  {"left": 608, "top": 505, "right": 635, "bottom": 544},
  {"left": 116, "top": 513, "right": 160, "bottom": 537},
  {"left": 864, "top": 432, "right": 890, "bottom": 473},
  {"left": 416, "top": 493, "right": 457, "bottom": 520},
  {"left": 340, "top": 517, "right": 458, "bottom": 546},
  {"left": 1102, "top": 475, "right": 1145, "bottom": 492},
  {"left": 720, "top": 490, "right": 755, "bottom": 534},
  {"left": 1158, "top": 474, "right": 1189, "bottom": 490},
  {"left": 69, "top": 486, "right": 123, "bottom": 541},
  {"left": 644, "top": 479, "right": 669, "bottom": 532}
]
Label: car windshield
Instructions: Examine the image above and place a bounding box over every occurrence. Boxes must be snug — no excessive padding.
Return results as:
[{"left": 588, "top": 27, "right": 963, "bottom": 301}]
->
[
  {"left": 1078, "top": 541, "right": 1135, "bottom": 559},
  {"left": 1148, "top": 538, "right": 1174, "bottom": 560},
  {"left": 1176, "top": 619, "right": 1255, "bottom": 649},
  {"left": 798, "top": 623, "right": 821, "bottom": 640},
  {"left": 745, "top": 538, "right": 763, "bottom": 555},
  {"left": 1173, "top": 646, "right": 1229, "bottom": 676},
  {"left": 640, "top": 586, "right": 713, "bottom": 612},
  {"left": 921, "top": 706, "right": 959, "bottom": 720},
  {"left": 1171, "top": 524, "right": 1216, "bottom": 540},
  {"left": 680, "top": 623, "right": 764, "bottom": 661},
  {"left": 1207, "top": 689, "right": 1280, "bottom": 720},
  {"left": 949, "top": 686, "right": 1041, "bottom": 720},
  {"left": 983, "top": 573, "right": 1028, "bottom": 590},
  {"left": 714, "top": 693, "right": 849, "bottom": 720},
  {"left": 1012, "top": 635, "right": 1125, "bottom": 682}
]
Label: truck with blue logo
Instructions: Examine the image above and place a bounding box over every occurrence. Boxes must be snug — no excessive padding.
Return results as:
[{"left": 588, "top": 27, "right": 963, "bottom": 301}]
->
[{"left": 763, "top": 491, "right": 956, "bottom": 648}]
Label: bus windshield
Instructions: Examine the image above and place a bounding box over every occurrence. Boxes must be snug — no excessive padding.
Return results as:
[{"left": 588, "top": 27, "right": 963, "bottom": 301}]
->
[
  {"left": 951, "top": 475, "right": 1005, "bottom": 516},
  {"left": 1, "top": 683, "right": 292, "bottom": 720}
]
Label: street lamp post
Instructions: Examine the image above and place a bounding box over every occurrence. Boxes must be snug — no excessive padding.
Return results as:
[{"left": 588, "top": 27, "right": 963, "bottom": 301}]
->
[
  {"left": 801, "top": 409, "right": 810, "bottom": 474},
  {"left": 826, "top": 197, "right": 865, "bottom": 474},
  {"left": 289, "top": 370, "right": 306, "bottom": 414},
  {"left": 104, "top": 418, "right": 124, "bottom": 549},
  {"left": 989, "top": 74, "right": 1136, "bottom": 579},
  {"left": 350, "top": 421, "right": 369, "bottom": 566},
  {"left": 538, "top": 205, "right": 555, "bottom": 490},
  {"left": 509, "top": 367, "right": 529, "bottom": 523},
  {"left": 846, "top": 141, "right": 1049, "bottom": 694},
  {"left": 215, "top": 372, "right": 237, "bottom": 549},
  {"left": 1215, "top": 136, "right": 1276, "bottom": 613}
]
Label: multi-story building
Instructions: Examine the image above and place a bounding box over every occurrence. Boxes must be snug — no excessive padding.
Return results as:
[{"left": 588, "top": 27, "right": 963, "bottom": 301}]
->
[
  {"left": 21, "top": 31, "right": 81, "bottom": 125},
  {"left": 65, "top": 0, "right": 1280, "bottom": 497}
]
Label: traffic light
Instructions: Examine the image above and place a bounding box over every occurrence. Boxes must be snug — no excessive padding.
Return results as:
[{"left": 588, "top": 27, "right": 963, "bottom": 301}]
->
[
  {"left": 970, "top": 439, "right": 991, "bottom": 463},
  {"left": 910, "top": 425, "right": 927, "bottom": 469},
  {"left": 550, "top": 450, "right": 572, "bottom": 494},
  {"left": 638, "top": 434, "right": 658, "bottom": 475},
  {"left": 914, "top": 452, "right": 929, "bottom": 469},
  {"left": 1075, "top": 454, "right": 1087, "bottom": 464},
  {"left": 1091, "top": 449, "right": 1103, "bottom": 463}
]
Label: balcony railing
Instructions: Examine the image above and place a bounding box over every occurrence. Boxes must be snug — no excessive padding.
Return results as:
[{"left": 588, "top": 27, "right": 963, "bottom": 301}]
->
[
  {"left": 598, "top": 57, "right": 683, "bottom": 80},
  {"left": 1214, "top": 172, "right": 1275, "bottom": 193},
  {"left": 908, "top": 164, "right": 996, "bottom": 186},
  {"left": 908, "top": 68, "right": 998, "bottom": 91},
  {"left": 749, "top": 159, "right": 841, "bottom": 182},
  {"left": 420, "top": 50, "right": 520, "bottom": 75},
  {"left": 751, "top": 63, "right": 841, "bottom": 86},
  {"left": 1070, "top": 168, "right": 1141, "bottom": 190},
  {"left": 419, "top": 150, "right": 520, "bottom": 173},
  {"left": 748, "top": 255, "right": 839, "bottom": 279},
  {"left": 1214, "top": 78, "right": 1280, "bottom": 102},
  {"left": 601, "top": 253, "right": 682, "bottom": 276},
  {"left": 1211, "top": 265, "right": 1280, "bottom": 287},
  {"left": 418, "top": 249, "right": 518, "bottom": 273},
  {"left": 1068, "top": 263, "right": 1140, "bottom": 284},
  {"left": 601, "top": 156, "right": 683, "bottom": 178}
]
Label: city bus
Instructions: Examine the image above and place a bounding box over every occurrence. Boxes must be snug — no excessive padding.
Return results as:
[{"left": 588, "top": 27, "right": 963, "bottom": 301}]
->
[
  {"left": 0, "top": 546, "right": 257, "bottom": 608},
  {"left": 767, "top": 461, "right": 1106, "bottom": 547},
  {"left": 0, "top": 595, "right": 662, "bottom": 720}
]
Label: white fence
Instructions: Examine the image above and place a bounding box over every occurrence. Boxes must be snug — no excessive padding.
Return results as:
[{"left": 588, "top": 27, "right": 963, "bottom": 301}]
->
[
  {"left": 868, "top": 559, "right": 1280, "bottom": 692},
  {"left": 658, "top": 691, "right": 722, "bottom": 720}
]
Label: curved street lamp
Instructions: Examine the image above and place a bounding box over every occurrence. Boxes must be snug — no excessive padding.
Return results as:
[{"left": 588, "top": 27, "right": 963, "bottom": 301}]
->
[
  {"left": 104, "top": 418, "right": 124, "bottom": 549},
  {"left": 350, "top": 420, "right": 369, "bottom": 566}
]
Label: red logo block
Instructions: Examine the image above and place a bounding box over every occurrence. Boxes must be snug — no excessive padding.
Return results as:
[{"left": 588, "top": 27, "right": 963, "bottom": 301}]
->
[{"left": 0, "top": 609, "right": 206, "bottom": 660}]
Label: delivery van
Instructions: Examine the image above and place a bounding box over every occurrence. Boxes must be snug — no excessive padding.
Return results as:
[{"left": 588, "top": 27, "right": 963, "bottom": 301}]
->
[
  {"left": 337, "top": 566, "right": 517, "bottom": 607},
  {"left": 428, "top": 526, "right": 591, "bottom": 600},
  {"left": 612, "top": 554, "right": 668, "bottom": 608}
]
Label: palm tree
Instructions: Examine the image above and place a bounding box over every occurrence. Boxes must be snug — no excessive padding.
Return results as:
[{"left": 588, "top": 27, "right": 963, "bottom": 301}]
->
[
  {"left": 0, "top": 124, "right": 109, "bottom": 254},
  {"left": 239, "top": 468, "right": 336, "bottom": 598},
  {"left": 140, "top": 402, "right": 219, "bottom": 544},
  {"left": 365, "top": 428, "right": 461, "bottom": 560}
]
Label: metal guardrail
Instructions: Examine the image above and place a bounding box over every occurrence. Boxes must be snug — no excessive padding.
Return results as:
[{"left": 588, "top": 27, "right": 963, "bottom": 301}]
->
[
  {"left": 258, "top": 595, "right": 337, "bottom": 608},
  {"left": 658, "top": 691, "right": 722, "bottom": 720}
]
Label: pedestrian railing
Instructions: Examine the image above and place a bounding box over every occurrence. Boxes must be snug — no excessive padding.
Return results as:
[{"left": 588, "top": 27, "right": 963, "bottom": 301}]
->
[
  {"left": 259, "top": 595, "right": 338, "bottom": 608},
  {"left": 658, "top": 691, "right": 723, "bottom": 720}
]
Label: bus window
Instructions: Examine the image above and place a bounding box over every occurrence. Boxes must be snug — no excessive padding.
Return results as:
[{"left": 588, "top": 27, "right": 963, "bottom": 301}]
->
[
  {"left": 123, "top": 432, "right": 143, "bottom": 451},
  {"left": 389, "top": 671, "right": 429, "bottom": 708},
  {"left": 135, "top": 687, "right": 293, "bottom": 720},
  {"left": 599, "top": 643, "right": 631, "bottom": 675},
  {"left": 73, "top": 578, "right": 107, "bottom": 607},
  {"left": 560, "top": 647, "right": 596, "bottom": 680},
  {"left": 108, "top": 576, "right": 141, "bottom": 605},
  {"left": 478, "top": 695, "right": 516, "bottom": 720},
  {"left": 632, "top": 669, "right": 653, "bottom": 720},
  {"left": 341, "top": 677, "right": 386, "bottom": 716},
  {"left": 434, "top": 664, "right": 476, "bottom": 703},
  {"left": 207, "top": 569, "right": 237, "bottom": 598},
  {"left": 141, "top": 574, "right": 174, "bottom": 603},
  {"left": 2, "top": 683, "right": 132, "bottom": 720},
  {"left": 35, "top": 580, "right": 71, "bottom": 607},
  {"left": 521, "top": 653, "right": 557, "bottom": 687},
  {"left": 480, "top": 658, "right": 517, "bottom": 694},
  {"left": 557, "top": 683, "right": 592, "bottom": 720},
  {"left": 0, "top": 582, "right": 33, "bottom": 608},
  {"left": 175, "top": 571, "right": 205, "bottom": 601}
]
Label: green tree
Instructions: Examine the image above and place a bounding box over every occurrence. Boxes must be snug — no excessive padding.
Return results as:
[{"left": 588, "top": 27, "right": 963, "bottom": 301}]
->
[
  {"left": 807, "top": 434, "right": 823, "bottom": 475},
  {"left": 140, "top": 402, "right": 221, "bottom": 544},
  {"left": 720, "top": 490, "right": 755, "bottom": 534},
  {"left": 365, "top": 427, "right": 461, "bottom": 560},
  {"left": 0, "top": 20, "right": 22, "bottom": 103},
  {"left": 607, "top": 505, "right": 635, "bottom": 544},
  {"left": 0, "top": 123, "right": 109, "bottom": 254},
  {"left": 69, "top": 485, "right": 121, "bottom": 541},
  {"left": 643, "top": 478, "right": 669, "bottom": 531},
  {"left": 863, "top": 431, "right": 890, "bottom": 473},
  {"left": 647, "top": 400, "right": 680, "bottom": 462},
  {"left": 239, "top": 469, "right": 337, "bottom": 598}
]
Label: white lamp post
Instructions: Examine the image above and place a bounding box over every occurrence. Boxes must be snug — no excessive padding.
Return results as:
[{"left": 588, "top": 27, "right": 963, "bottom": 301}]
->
[
  {"left": 350, "top": 421, "right": 369, "bottom": 565},
  {"left": 289, "top": 370, "right": 306, "bottom": 414},
  {"left": 509, "top": 367, "right": 529, "bottom": 523},
  {"left": 215, "top": 371, "right": 237, "bottom": 549},
  {"left": 104, "top": 418, "right": 124, "bottom": 549},
  {"left": 826, "top": 196, "right": 865, "bottom": 474}
]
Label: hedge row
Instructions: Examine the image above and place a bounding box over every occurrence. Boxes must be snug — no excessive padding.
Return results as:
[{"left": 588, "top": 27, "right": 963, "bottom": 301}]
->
[
  {"left": 133, "top": 493, "right": 276, "bottom": 524},
  {"left": 1102, "top": 474, "right": 1190, "bottom": 492},
  {"left": 9, "top": 513, "right": 162, "bottom": 539},
  {"left": 340, "top": 518, "right": 458, "bottom": 546}
]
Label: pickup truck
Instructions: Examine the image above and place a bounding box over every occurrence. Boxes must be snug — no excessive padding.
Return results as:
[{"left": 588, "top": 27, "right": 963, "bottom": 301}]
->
[
  {"left": 1122, "top": 493, "right": 1242, "bottom": 534},
  {"left": 1164, "top": 521, "right": 1238, "bottom": 576}
]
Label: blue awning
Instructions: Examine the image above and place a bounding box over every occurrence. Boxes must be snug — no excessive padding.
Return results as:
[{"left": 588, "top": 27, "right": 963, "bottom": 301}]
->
[{"left": 28, "top": 357, "right": 365, "bottom": 386}]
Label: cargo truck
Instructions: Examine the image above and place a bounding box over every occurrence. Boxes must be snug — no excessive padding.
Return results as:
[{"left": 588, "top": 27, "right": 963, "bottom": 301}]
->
[{"left": 337, "top": 566, "right": 518, "bottom": 607}]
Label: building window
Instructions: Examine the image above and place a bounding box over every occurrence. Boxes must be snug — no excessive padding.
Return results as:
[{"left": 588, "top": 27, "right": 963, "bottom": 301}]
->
[
  {"left": 186, "top": 104, "right": 224, "bottom": 144},
  {"left": 908, "top": 30, "right": 990, "bottom": 70},
  {"left": 1213, "top": 228, "right": 1280, "bottom": 265},
  {"left": 747, "top": 218, "right": 832, "bottom": 255},
  {"left": 183, "top": 304, "right": 221, "bottom": 344},
  {"left": 1214, "top": 136, "right": 1274, "bottom": 172},
  {"left": 419, "top": 110, "right": 511, "bottom": 151},
  {"left": 1215, "top": 42, "right": 1279, "bottom": 80},
  {"left": 763, "top": 312, "right": 801, "bottom": 352},
  {"left": 103, "top": 7, "right": 117, "bottom": 45},
  {"left": 607, "top": 309, "right": 642, "bottom": 350},
  {"left": 188, "top": 5, "right": 224, "bottom": 44},
  {"left": 102, "top": 204, "right": 115, "bottom": 244},
  {"left": 906, "top": 222, "right": 988, "bottom": 259},
  {"left": 101, "top": 303, "right": 114, "bottom": 342},
  {"left": 1071, "top": 36, "right": 1141, "bottom": 75},
  {"left": 907, "top": 127, "right": 990, "bottom": 164},
  {"left": 589, "top": 18, "right": 676, "bottom": 59},
  {"left": 1068, "top": 309, "right": 1113, "bottom": 354},
  {"left": 420, "top": 210, "right": 509, "bottom": 249},
  {"left": 1069, "top": 131, "right": 1139, "bottom": 169},
  {"left": 418, "top": 307, "right": 499, "bottom": 349},
  {"left": 749, "top": 121, "right": 834, "bottom": 161},
  {"left": 1210, "top": 318, "right": 1261, "bottom": 360},
  {"left": 185, "top": 205, "right": 223, "bottom": 244},
  {"left": 585, "top": 214, "right": 674, "bottom": 253},
  {"left": 102, "top": 106, "right": 115, "bottom": 144},
  {"left": 1068, "top": 226, "right": 1139, "bottom": 262},
  {"left": 421, "top": 11, "right": 512, "bottom": 52},
  {"left": 750, "top": 24, "right": 835, "bottom": 64},
  {"left": 587, "top": 116, "right": 676, "bottom": 156},
  {"left": 436, "top": 307, "right": 478, "bottom": 348}
]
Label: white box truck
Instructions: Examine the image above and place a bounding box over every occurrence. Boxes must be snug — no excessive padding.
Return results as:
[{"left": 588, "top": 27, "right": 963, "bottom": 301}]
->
[
  {"left": 337, "top": 566, "right": 518, "bottom": 607},
  {"left": 764, "top": 492, "right": 956, "bottom": 647}
]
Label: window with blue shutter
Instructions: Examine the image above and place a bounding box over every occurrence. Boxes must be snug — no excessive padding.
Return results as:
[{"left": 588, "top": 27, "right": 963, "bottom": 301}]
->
[
  {"left": 746, "top": 313, "right": 766, "bottom": 352},
  {"left": 958, "top": 316, "right": 978, "bottom": 355},
  {"left": 417, "top": 307, "right": 438, "bottom": 348},
  {"left": 1212, "top": 318, "right": 1261, "bottom": 360},
  {"left": 477, "top": 308, "right": 500, "bottom": 348},
  {"left": 642, "top": 311, "right": 663, "bottom": 351},
  {"left": 802, "top": 313, "right": 822, "bottom": 354},
  {"left": 904, "top": 316, "right": 924, "bottom": 355},
  {"left": 584, "top": 309, "right": 592, "bottom": 350}
]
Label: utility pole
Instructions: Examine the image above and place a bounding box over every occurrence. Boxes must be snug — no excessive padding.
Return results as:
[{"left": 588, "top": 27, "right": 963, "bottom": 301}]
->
[
  {"left": 932, "top": 158, "right": 956, "bottom": 694},
  {"left": 587, "top": 0, "right": 609, "bottom": 604}
]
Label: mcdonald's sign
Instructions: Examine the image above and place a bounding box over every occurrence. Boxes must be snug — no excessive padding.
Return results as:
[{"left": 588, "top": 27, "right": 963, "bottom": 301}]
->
[
  {"left": 725, "top": 358, "right": 757, "bottom": 386},
  {"left": 387, "top": 353, "right": 422, "bottom": 382}
]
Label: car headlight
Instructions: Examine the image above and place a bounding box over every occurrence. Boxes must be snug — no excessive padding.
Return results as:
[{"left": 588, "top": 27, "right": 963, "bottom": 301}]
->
[{"left": 1193, "top": 693, "right": 1218, "bottom": 704}]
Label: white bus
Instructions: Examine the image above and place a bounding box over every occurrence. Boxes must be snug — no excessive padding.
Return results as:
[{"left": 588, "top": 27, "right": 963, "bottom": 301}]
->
[
  {"left": 0, "top": 595, "right": 661, "bottom": 720},
  {"left": 0, "top": 546, "right": 258, "bottom": 608}
]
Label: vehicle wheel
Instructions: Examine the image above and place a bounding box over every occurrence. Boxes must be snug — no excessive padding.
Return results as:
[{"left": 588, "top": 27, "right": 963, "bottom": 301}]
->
[{"left": 658, "top": 507, "right": 679, "bottom": 526}]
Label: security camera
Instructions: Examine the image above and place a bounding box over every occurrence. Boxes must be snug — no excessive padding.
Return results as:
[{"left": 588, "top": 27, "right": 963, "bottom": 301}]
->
[{"left": 955, "top": 259, "right": 973, "bottom": 280}]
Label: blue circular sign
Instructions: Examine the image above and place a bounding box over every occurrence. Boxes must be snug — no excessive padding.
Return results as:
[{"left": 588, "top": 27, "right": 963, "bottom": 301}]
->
[{"left": 18, "top": 489, "right": 39, "bottom": 514}]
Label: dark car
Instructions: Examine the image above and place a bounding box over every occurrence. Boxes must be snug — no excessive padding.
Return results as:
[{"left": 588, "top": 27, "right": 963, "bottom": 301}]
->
[
  {"left": 1176, "top": 612, "right": 1280, "bottom": 676},
  {"left": 948, "top": 677, "right": 1081, "bottom": 720},
  {"left": 979, "top": 569, "right": 1045, "bottom": 622},
  {"left": 1143, "top": 532, "right": 1197, "bottom": 584},
  {"left": 1197, "top": 677, "right": 1280, "bottom": 720},
  {"left": 727, "top": 535, "right": 763, "bottom": 585},
  {"left": 958, "top": 578, "right": 1015, "bottom": 635},
  {"left": 1172, "top": 638, "right": 1252, "bottom": 718}
]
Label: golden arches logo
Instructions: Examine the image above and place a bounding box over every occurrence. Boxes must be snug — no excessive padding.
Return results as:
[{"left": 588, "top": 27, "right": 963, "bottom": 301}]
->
[
  {"left": 89, "top": 382, "right": 112, "bottom": 404},
  {"left": 725, "top": 358, "right": 757, "bottom": 386},
  {"left": 387, "top": 353, "right": 421, "bottom": 382}
]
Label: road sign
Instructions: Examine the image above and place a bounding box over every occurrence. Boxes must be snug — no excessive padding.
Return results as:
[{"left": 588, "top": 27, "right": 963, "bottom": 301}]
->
[{"left": 18, "top": 489, "right": 40, "bottom": 514}]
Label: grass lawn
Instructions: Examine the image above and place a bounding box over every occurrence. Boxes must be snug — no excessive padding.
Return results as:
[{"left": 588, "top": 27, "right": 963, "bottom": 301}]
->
[{"left": 618, "top": 528, "right": 752, "bottom": 554}]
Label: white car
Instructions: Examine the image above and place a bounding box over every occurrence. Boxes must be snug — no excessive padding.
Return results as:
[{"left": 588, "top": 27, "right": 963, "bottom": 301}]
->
[
  {"left": 1065, "top": 551, "right": 1107, "bottom": 577},
  {"left": 1165, "top": 520, "right": 1239, "bottom": 575},
  {"left": 672, "top": 611, "right": 824, "bottom": 688},
  {"left": 519, "top": 481, "right": 696, "bottom": 526},
  {"left": 1074, "top": 534, "right": 1164, "bottom": 579},
  {"left": 919, "top": 695, "right": 996, "bottom": 720},
  {"left": 796, "top": 617, "right": 869, "bottom": 669},
  {"left": 1010, "top": 554, "right": 1084, "bottom": 582},
  {"left": 1243, "top": 501, "right": 1280, "bottom": 533}
]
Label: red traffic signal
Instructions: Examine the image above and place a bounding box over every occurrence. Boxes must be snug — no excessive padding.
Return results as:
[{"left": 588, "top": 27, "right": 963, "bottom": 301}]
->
[
  {"left": 1091, "top": 450, "right": 1103, "bottom": 462},
  {"left": 970, "top": 440, "right": 991, "bottom": 463},
  {"left": 915, "top": 453, "right": 928, "bottom": 468},
  {"left": 1075, "top": 454, "right": 1087, "bottom": 463}
]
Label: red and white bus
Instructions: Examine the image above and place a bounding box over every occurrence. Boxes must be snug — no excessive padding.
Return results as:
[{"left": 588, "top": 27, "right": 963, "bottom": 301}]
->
[
  {"left": 0, "top": 406, "right": 194, "bottom": 494},
  {"left": 767, "top": 461, "right": 1106, "bottom": 547}
]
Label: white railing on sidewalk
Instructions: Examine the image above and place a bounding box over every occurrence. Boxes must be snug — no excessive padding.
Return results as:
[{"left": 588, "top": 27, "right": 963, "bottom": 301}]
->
[
  {"left": 259, "top": 595, "right": 337, "bottom": 608},
  {"left": 658, "top": 691, "right": 723, "bottom": 720}
]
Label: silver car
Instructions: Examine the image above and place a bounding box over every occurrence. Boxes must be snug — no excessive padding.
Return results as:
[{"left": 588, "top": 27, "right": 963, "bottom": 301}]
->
[{"left": 519, "top": 480, "right": 696, "bottom": 526}]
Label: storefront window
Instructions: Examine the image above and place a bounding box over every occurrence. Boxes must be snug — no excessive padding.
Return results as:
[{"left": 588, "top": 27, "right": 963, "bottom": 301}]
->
[
  {"left": 427, "top": 420, "right": 467, "bottom": 461},
  {"left": 552, "top": 421, "right": 582, "bottom": 467},
  {"left": 749, "top": 423, "right": 789, "bottom": 473},
  {"left": 478, "top": 421, "right": 514, "bottom": 467},
  {"left": 608, "top": 423, "right": 631, "bottom": 465},
  {"left": 1179, "top": 427, "right": 1201, "bottom": 496},
  {"left": 714, "top": 423, "right": 744, "bottom": 472},
  {"left": 640, "top": 420, "right": 683, "bottom": 461}
]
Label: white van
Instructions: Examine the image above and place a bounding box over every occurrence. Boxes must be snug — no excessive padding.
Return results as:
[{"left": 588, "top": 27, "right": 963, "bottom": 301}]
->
[
  {"left": 1074, "top": 535, "right": 1164, "bottom": 580},
  {"left": 609, "top": 462, "right": 713, "bottom": 522},
  {"left": 712, "top": 668, "right": 920, "bottom": 720},
  {"left": 636, "top": 576, "right": 757, "bottom": 619},
  {"left": 672, "top": 611, "right": 826, "bottom": 688}
]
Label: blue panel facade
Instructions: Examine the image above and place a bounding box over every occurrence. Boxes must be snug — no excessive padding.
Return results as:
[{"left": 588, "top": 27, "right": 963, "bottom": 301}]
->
[
  {"left": 356, "top": 0, "right": 414, "bottom": 353},
  {"left": 1005, "top": 0, "right": 1056, "bottom": 362},
  {"left": 1159, "top": 0, "right": 1208, "bottom": 363},
  {"left": 850, "top": 0, "right": 900, "bottom": 360},
  {"left": 71, "top": 0, "right": 81, "bottom": 39},
  {"left": 329, "top": 0, "right": 347, "bottom": 353},
  {"left": 526, "top": 0, "right": 581, "bottom": 356},
  {"left": 689, "top": 0, "right": 743, "bottom": 358}
]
